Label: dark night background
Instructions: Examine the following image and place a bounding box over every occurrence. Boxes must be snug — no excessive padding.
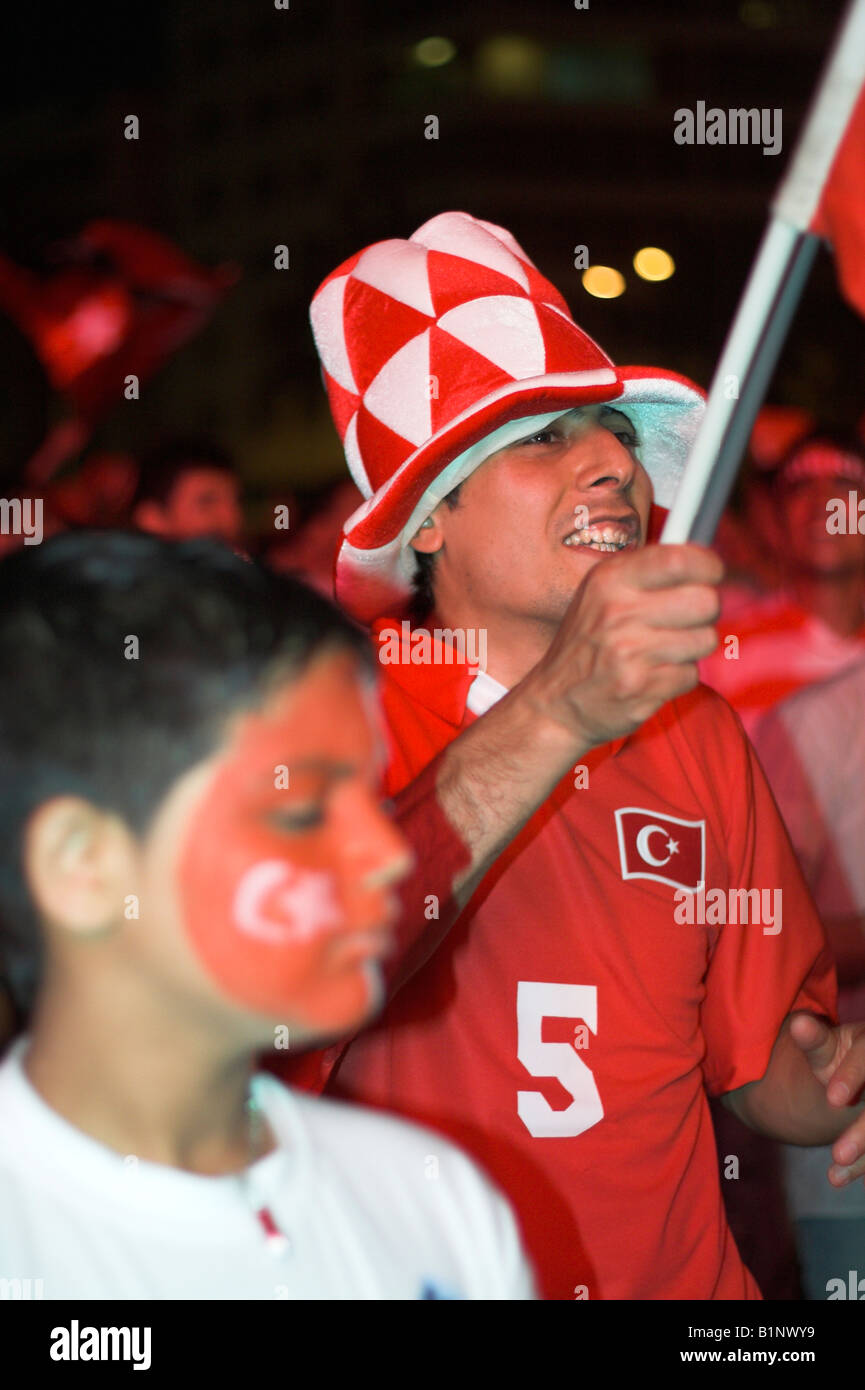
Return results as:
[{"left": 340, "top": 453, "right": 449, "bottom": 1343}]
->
[{"left": 1, "top": 0, "right": 862, "bottom": 498}]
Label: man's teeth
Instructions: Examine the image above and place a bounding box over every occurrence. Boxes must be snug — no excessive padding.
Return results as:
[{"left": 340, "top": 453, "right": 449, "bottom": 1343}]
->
[{"left": 564, "top": 526, "right": 631, "bottom": 551}]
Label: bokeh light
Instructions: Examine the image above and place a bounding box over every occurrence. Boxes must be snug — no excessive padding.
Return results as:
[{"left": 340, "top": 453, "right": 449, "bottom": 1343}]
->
[
  {"left": 739, "top": 1, "right": 778, "bottom": 29},
  {"left": 633, "top": 247, "right": 675, "bottom": 282},
  {"left": 475, "top": 36, "right": 545, "bottom": 98},
  {"left": 582, "top": 266, "right": 626, "bottom": 299},
  {"left": 413, "top": 37, "right": 457, "bottom": 68}
]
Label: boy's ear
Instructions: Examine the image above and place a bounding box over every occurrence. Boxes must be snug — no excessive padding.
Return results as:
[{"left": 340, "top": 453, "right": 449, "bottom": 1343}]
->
[
  {"left": 23, "top": 797, "right": 138, "bottom": 937},
  {"left": 408, "top": 509, "right": 445, "bottom": 555}
]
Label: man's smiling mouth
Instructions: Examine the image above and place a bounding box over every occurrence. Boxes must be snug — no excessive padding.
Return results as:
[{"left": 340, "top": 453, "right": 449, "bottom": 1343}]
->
[{"left": 563, "top": 517, "right": 639, "bottom": 552}]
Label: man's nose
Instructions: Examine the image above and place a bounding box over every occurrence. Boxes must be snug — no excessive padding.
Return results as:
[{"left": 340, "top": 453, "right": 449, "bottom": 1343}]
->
[{"left": 566, "top": 425, "right": 636, "bottom": 492}]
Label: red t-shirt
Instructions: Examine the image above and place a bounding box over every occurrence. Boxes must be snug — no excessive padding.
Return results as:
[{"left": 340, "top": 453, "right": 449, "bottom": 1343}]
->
[{"left": 290, "top": 627, "right": 837, "bottom": 1300}]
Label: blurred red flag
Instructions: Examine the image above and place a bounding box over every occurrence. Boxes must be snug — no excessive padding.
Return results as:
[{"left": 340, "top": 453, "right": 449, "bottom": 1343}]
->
[
  {"left": 0, "top": 221, "right": 239, "bottom": 423},
  {"left": 809, "top": 81, "right": 865, "bottom": 316}
]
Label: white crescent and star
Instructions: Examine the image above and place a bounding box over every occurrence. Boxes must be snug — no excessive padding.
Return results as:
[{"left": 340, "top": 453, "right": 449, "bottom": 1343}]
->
[
  {"left": 233, "top": 860, "right": 344, "bottom": 945},
  {"left": 635, "top": 825, "right": 681, "bottom": 868}
]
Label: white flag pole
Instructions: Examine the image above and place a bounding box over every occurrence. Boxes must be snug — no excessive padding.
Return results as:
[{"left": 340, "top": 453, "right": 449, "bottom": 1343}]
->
[{"left": 661, "top": 0, "right": 865, "bottom": 546}]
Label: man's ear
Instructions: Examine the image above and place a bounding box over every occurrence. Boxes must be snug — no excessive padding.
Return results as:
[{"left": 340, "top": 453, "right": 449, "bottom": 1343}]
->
[
  {"left": 408, "top": 507, "right": 445, "bottom": 555},
  {"left": 23, "top": 797, "right": 139, "bottom": 938},
  {"left": 132, "top": 501, "right": 168, "bottom": 536}
]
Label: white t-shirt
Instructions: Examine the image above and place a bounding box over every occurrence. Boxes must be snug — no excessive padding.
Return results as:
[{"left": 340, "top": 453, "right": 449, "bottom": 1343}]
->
[{"left": 0, "top": 1039, "right": 535, "bottom": 1299}]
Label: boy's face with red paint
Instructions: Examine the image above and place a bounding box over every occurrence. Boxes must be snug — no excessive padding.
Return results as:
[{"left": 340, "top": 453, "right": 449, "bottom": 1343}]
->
[{"left": 132, "top": 649, "right": 411, "bottom": 1049}]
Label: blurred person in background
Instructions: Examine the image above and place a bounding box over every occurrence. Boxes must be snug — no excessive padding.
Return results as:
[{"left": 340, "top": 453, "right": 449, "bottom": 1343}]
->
[
  {"left": 704, "top": 414, "right": 856, "bottom": 1297},
  {"left": 132, "top": 436, "right": 244, "bottom": 547},
  {"left": 50, "top": 451, "right": 138, "bottom": 531},
  {"left": 755, "top": 659, "right": 865, "bottom": 1299},
  {"left": 700, "top": 433, "right": 865, "bottom": 737},
  {"left": 0, "top": 486, "right": 65, "bottom": 559},
  {"left": 263, "top": 478, "right": 363, "bottom": 596},
  {"left": 712, "top": 406, "right": 815, "bottom": 603}
]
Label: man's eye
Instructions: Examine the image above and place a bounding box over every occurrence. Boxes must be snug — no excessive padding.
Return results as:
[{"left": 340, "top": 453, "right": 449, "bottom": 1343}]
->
[
  {"left": 267, "top": 806, "right": 325, "bottom": 833},
  {"left": 523, "top": 429, "right": 559, "bottom": 446},
  {"left": 613, "top": 429, "right": 639, "bottom": 448}
]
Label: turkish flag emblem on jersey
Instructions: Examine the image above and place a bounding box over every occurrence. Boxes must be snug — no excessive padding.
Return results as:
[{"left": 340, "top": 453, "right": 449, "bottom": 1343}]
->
[{"left": 614, "top": 807, "right": 705, "bottom": 893}]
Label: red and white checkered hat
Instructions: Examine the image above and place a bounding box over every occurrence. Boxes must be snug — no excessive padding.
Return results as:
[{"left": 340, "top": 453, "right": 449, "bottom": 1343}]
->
[{"left": 310, "top": 211, "right": 705, "bottom": 621}]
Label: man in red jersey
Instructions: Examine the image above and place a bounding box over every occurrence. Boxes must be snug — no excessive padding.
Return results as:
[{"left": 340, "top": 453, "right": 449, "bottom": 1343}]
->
[{"left": 290, "top": 212, "right": 865, "bottom": 1300}]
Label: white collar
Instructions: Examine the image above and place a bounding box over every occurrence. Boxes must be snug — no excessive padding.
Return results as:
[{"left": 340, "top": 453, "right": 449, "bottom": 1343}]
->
[{"left": 466, "top": 668, "right": 509, "bottom": 716}]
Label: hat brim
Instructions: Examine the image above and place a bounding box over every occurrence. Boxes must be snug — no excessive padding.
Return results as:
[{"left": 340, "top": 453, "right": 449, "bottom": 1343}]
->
[{"left": 336, "top": 366, "right": 705, "bottom": 621}]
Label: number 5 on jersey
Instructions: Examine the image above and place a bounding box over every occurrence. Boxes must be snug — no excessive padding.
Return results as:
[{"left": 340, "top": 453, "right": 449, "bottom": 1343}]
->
[{"left": 517, "top": 981, "right": 604, "bottom": 1138}]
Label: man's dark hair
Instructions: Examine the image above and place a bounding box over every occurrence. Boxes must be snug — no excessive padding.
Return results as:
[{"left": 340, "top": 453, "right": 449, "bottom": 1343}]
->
[
  {"left": 0, "top": 531, "right": 371, "bottom": 1014},
  {"left": 408, "top": 483, "right": 463, "bottom": 622},
  {"left": 133, "top": 436, "right": 238, "bottom": 509}
]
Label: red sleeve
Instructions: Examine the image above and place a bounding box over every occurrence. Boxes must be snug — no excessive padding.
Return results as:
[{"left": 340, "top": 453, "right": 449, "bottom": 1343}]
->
[{"left": 696, "top": 697, "right": 838, "bottom": 1097}]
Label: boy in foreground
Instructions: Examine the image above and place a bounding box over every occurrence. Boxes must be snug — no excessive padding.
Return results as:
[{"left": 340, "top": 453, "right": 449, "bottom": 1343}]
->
[{"left": 0, "top": 532, "right": 533, "bottom": 1299}]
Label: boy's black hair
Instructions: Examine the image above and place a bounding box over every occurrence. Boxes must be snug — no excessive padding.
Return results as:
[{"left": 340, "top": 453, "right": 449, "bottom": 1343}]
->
[
  {"left": 133, "top": 436, "right": 238, "bottom": 508},
  {"left": 0, "top": 531, "right": 371, "bottom": 1013}
]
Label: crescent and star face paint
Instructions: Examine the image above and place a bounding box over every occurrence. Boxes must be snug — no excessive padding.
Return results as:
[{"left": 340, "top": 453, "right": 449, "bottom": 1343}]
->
[{"left": 177, "top": 651, "right": 409, "bottom": 1034}]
